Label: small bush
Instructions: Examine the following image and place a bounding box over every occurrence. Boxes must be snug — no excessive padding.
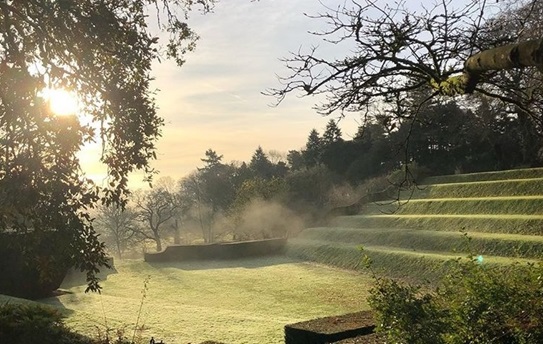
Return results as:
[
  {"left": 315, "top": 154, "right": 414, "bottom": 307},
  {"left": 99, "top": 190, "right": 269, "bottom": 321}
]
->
[
  {"left": 387, "top": 162, "right": 432, "bottom": 188},
  {"left": 0, "top": 303, "right": 91, "bottom": 344},
  {"left": 368, "top": 258, "right": 543, "bottom": 343},
  {"left": 368, "top": 279, "right": 447, "bottom": 344}
]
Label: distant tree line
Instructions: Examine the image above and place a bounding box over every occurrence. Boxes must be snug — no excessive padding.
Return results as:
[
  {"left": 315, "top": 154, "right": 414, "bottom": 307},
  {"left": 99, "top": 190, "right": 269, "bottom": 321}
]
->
[{"left": 290, "top": 89, "right": 543, "bottom": 184}]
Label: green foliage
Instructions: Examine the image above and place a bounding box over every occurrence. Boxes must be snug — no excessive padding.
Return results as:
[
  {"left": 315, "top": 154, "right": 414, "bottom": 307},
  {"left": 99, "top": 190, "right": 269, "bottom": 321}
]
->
[
  {"left": 369, "top": 279, "right": 447, "bottom": 344},
  {"left": 0, "top": 303, "right": 91, "bottom": 344},
  {"left": 229, "top": 177, "right": 288, "bottom": 239},
  {"left": 233, "top": 177, "right": 287, "bottom": 207},
  {"left": 197, "top": 149, "right": 237, "bottom": 213},
  {"left": 285, "top": 165, "right": 342, "bottom": 210},
  {"left": 0, "top": 231, "right": 73, "bottom": 299},
  {"left": 287, "top": 150, "right": 305, "bottom": 171},
  {"left": 430, "top": 75, "right": 469, "bottom": 96},
  {"left": 0, "top": 0, "right": 214, "bottom": 292},
  {"left": 369, "top": 258, "right": 543, "bottom": 344}
]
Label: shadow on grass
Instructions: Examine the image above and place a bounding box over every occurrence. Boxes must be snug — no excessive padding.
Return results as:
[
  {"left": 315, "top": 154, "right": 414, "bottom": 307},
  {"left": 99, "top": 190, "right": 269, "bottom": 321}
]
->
[
  {"left": 59, "top": 264, "right": 118, "bottom": 289},
  {"left": 33, "top": 265, "right": 118, "bottom": 317},
  {"left": 0, "top": 292, "right": 77, "bottom": 318},
  {"left": 145, "top": 254, "right": 304, "bottom": 271},
  {"left": 36, "top": 296, "right": 77, "bottom": 317}
]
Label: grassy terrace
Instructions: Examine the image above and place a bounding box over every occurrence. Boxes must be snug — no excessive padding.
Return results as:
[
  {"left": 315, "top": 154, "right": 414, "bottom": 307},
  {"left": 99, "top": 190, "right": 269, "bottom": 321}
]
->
[
  {"left": 28, "top": 257, "right": 372, "bottom": 344},
  {"left": 403, "top": 178, "right": 543, "bottom": 199},
  {"left": 285, "top": 240, "right": 537, "bottom": 282},
  {"left": 330, "top": 214, "right": 543, "bottom": 235},
  {"left": 296, "top": 227, "right": 543, "bottom": 258},
  {"left": 422, "top": 167, "right": 543, "bottom": 184},
  {"left": 287, "top": 167, "right": 543, "bottom": 283},
  {"left": 394, "top": 197, "right": 543, "bottom": 215}
]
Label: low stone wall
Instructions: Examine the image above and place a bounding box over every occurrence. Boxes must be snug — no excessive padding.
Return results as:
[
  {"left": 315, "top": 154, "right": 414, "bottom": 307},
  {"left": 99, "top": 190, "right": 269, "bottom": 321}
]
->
[
  {"left": 284, "top": 311, "right": 377, "bottom": 344},
  {"left": 144, "top": 238, "right": 287, "bottom": 263}
]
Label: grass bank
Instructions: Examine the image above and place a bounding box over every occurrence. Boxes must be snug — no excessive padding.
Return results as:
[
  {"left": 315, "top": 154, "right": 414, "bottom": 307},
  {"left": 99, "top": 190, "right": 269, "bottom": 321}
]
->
[
  {"left": 297, "top": 227, "right": 543, "bottom": 259},
  {"left": 285, "top": 239, "right": 537, "bottom": 284},
  {"left": 331, "top": 214, "right": 543, "bottom": 235},
  {"left": 422, "top": 167, "right": 543, "bottom": 184},
  {"left": 403, "top": 178, "right": 543, "bottom": 199}
]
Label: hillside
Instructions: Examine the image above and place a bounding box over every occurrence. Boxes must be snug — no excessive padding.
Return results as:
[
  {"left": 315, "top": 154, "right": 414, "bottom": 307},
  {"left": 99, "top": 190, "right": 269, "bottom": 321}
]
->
[{"left": 285, "top": 167, "right": 543, "bottom": 281}]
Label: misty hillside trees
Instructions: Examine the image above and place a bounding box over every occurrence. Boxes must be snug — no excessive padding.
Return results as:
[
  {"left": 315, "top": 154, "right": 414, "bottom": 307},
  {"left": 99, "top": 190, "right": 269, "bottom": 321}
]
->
[
  {"left": 95, "top": 204, "right": 138, "bottom": 259},
  {"left": 132, "top": 177, "right": 181, "bottom": 251}
]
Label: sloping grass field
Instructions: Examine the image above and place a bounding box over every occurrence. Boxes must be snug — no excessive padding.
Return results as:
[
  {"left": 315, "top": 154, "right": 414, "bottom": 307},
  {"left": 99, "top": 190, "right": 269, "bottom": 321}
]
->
[
  {"left": 287, "top": 167, "right": 543, "bottom": 281},
  {"left": 32, "top": 257, "right": 372, "bottom": 344}
]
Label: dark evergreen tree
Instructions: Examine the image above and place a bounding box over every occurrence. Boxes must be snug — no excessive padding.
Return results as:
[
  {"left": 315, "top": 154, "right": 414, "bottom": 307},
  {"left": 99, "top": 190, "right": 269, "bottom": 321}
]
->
[
  {"left": 249, "top": 146, "right": 275, "bottom": 180},
  {"left": 322, "top": 119, "right": 343, "bottom": 146},
  {"left": 302, "top": 129, "right": 323, "bottom": 168},
  {"left": 232, "top": 162, "right": 253, "bottom": 190},
  {"left": 198, "top": 149, "right": 236, "bottom": 215},
  {"left": 200, "top": 149, "right": 224, "bottom": 170},
  {"left": 287, "top": 150, "right": 305, "bottom": 171}
]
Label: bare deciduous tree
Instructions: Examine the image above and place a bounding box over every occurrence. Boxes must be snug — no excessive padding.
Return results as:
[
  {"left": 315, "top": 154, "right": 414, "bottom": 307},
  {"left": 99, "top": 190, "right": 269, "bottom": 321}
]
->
[
  {"left": 95, "top": 205, "right": 138, "bottom": 259},
  {"left": 268, "top": 0, "right": 543, "bottom": 125},
  {"left": 133, "top": 177, "right": 181, "bottom": 251}
]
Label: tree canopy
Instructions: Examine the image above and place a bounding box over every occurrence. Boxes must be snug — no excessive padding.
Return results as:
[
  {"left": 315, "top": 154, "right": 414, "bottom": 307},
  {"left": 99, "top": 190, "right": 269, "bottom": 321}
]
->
[{"left": 0, "top": 0, "right": 214, "bottom": 291}]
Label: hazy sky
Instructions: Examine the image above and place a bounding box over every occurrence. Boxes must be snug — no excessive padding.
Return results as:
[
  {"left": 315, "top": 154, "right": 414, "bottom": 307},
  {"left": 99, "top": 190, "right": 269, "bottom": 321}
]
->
[
  {"left": 80, "top": 0, "right": 480, "bottom": 189},
  {"left": 95, "top": 0, "right": 361, "bottom": 189}
]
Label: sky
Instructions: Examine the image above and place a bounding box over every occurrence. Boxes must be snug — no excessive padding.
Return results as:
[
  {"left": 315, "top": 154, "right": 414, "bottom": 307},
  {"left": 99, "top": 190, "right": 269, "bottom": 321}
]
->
[
  {"left": 103, "top": 0, "right": 363, "bottom": 189},
  {"left": 80, "top": 0, "right": 483, "bottom": 190}
]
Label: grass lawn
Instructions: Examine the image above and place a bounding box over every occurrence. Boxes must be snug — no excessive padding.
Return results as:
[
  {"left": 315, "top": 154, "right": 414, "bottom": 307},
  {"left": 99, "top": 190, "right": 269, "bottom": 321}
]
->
[{"left": 34, "top": 256, "right": 372, "bottom": 344}]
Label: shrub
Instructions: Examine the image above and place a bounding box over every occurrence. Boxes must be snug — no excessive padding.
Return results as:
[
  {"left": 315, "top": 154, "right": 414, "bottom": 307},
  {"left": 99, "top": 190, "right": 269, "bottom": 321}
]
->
[
  {"left": 440, "top": 260, "right": 543, "bottom": 343},
  {"left": 0, "top": 303, "right": 91, "bottom": 344},
  {"left": 368, "top": 279, "right": 447, "bottom": 344},
  {"left": 387, "top": 162, "right": 432, "bottom": 188},
  {"left": 368, "top": 257, "right": 543, "bottom": 344}
]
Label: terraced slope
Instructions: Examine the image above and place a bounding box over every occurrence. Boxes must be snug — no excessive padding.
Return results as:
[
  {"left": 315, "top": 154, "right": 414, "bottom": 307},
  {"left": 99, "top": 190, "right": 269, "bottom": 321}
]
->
[{"left": 286, "top": 168, "right": 543, "bottom": 281}]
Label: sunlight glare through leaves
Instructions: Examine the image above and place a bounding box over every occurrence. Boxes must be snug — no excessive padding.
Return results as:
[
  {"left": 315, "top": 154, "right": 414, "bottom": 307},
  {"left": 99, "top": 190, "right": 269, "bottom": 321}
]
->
[{"left": 42, "top": 88, "right": 80, "bottom": 116}]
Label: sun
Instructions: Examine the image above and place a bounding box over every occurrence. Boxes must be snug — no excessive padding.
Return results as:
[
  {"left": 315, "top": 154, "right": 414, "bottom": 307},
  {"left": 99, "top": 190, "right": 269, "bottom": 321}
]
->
[{"left": 42, "top": 88, "right": 80, "bottom": 116}]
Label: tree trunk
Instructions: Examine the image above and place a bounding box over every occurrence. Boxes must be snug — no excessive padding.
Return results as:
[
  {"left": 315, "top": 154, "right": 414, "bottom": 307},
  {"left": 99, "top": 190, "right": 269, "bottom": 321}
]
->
[
  {"left": 173, "top": 218, "right": 180, "bottom": 244},
  {"left": 116, "top": 239, "right": 123, "bottom": 260},
  {"left": 153, "top": 231, "right": 162, "bottom": 252}
]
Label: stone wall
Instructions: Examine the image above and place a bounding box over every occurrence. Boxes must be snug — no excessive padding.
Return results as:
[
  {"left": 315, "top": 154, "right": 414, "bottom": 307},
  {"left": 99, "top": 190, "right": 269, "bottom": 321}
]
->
[{"left": 144, "top": 238, "right": 287, "bottom": 262}]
